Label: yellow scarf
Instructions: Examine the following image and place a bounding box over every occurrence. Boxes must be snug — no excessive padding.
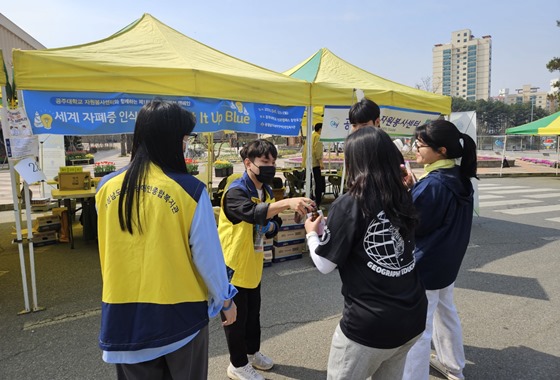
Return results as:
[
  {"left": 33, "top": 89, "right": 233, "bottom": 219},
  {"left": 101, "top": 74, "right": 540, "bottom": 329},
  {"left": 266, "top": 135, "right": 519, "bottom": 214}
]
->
[{"left": 419, "top": 159, "right": 456, "bottom": 179}]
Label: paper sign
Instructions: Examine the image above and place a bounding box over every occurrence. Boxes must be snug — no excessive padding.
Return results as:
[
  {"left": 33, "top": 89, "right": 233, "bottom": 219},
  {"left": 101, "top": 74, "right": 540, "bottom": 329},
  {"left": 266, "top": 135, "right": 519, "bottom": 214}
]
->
[{"left": 14, "top": 157, "right": 47, "bottom": 184}]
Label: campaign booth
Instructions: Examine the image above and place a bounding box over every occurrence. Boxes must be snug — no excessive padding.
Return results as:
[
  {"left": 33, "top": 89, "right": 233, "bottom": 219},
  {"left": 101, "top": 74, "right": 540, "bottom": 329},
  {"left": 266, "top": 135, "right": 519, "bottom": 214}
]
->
[{"left": 6, "top": 14, "right": 312, "bottom": 312}]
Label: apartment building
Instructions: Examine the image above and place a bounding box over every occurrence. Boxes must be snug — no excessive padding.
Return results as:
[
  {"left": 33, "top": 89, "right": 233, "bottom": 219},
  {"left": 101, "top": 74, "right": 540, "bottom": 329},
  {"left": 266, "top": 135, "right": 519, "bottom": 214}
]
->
[
  {"left": 497, "top": 82, "right": 559, "bottom": 113},
  {"left": 433, "top": 29, "right": 492, "bottom": 100}
]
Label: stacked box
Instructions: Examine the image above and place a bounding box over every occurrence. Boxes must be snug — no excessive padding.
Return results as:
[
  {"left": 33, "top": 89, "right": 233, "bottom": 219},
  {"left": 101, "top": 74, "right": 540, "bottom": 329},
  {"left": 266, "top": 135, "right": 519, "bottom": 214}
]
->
[
  {"left": 263, "top": 237, "right": 273, "bottom": 267},
  {"left": 274, "top": 225, "right": 306, "bottom": 243},
  {"left": 33, "top": 231, "right": 58, "bottom": 246},
  {"left": 273, "top": 212, "right": 306, "bottom": 262},
  {"left": 34, "top": 215, "right": 61, "bottom": 232}
]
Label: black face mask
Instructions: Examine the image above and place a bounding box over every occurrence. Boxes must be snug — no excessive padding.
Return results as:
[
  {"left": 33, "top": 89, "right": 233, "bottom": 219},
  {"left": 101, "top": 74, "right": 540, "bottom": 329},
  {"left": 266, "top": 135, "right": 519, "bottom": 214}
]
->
[{"left": 251, "top": 162, "right": 276, "bottom": 185}]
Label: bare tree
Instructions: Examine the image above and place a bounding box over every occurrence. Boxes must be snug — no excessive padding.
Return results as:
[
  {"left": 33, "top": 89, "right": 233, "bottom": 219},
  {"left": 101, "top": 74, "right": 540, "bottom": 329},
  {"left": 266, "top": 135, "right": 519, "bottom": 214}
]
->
[{"left": 415, "top": 76, "right": 440, "bottom": 93}]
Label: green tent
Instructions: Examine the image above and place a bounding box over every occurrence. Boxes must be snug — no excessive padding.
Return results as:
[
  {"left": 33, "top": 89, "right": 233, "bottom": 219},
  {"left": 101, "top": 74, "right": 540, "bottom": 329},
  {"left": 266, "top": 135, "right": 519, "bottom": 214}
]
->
[{"left": 506, "top": 111, "right": 560, "bottom": 136}]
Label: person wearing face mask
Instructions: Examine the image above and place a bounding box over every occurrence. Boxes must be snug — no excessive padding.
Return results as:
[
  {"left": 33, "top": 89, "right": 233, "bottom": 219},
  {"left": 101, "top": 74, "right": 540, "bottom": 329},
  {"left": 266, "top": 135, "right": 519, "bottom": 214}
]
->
[{"left": 218, "top": 139, "right": 314, "bottom": 380}]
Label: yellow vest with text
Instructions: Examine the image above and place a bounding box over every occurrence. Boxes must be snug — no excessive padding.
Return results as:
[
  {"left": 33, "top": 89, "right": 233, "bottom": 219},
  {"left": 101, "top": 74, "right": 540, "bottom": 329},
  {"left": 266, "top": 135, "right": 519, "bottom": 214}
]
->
[{"left": 218, "top": 174, "right": 274, "bottom": 289}]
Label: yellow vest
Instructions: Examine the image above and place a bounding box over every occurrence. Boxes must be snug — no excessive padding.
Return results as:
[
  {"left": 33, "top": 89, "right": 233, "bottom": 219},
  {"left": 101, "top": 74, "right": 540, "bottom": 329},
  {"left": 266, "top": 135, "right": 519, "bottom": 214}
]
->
[
  {"left": 218, "top": 173, "right": 274, "bottom": 289},
  {"left": 96, "top": 164, "right": 208, "bottom": 304}
]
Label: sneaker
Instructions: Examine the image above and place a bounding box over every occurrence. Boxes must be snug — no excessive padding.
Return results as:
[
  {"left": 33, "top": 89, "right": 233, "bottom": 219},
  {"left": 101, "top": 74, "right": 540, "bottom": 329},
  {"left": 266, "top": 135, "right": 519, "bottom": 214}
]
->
[
  {"left": 429, "top": 353, "right": 464, "bottom": 380},
  {"left": 227, "top": 363, "right": 264, "bottom": 380},
  {"left": 248, "top": 351, "right": 274, "bottom": 370}
]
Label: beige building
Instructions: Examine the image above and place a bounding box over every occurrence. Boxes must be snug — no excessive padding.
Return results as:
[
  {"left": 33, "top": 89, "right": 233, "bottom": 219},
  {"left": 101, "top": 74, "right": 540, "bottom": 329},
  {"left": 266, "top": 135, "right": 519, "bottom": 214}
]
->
[
  {"left": 433, "top": 29, "right": 492, "bottom": 100},
  {"left": 0, "top": 12, "right": 45, "bottom": 81},
  {"left": 497, "top": 83, "right": 558, "bottom": 113}
]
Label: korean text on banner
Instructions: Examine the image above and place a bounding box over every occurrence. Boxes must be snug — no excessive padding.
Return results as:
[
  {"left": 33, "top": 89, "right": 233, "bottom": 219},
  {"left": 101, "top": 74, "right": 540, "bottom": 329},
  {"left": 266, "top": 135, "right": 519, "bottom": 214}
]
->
[{"left": 22, "top": 91, "right": 305, "bottom": 136}]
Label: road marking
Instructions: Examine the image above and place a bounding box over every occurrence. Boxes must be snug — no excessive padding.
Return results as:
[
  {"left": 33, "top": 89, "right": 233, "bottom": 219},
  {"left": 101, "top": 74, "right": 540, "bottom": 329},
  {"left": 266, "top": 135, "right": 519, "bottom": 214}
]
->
[
  {"left": 496, "top": 204, "right": 560, "bottom": 215},
  {"left": 484, "top": 188, "right": 555, "bottom": 195},
  {"left": 478, "top": 195, "right": 503, "bottom": 200},
  {"left": 478, "top": 186, "right": 528, "bottom": 191},
  {"left": 23, "top": 308, "right": 101, "bottom": 331},
  {"left": 545, "top": 217, "right": 560, "bottom": 223},
  {"left": 523, "top": 193, "right": 560, "bottom": 199},
  {"left": 479, "top": 199, "right": 541, "bottom": 207},
  {"left": 276, "top": 266, "right": 316, "bottom": 276}
]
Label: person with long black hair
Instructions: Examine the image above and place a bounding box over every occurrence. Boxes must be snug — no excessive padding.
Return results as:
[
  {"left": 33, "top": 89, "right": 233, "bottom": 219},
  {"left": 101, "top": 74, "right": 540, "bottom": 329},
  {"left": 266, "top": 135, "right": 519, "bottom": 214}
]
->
[
  {"left": 96, "top": 100, "right": 237, "bottom": 380},
  {"left": 402, "top": 119, "right": 477, "bottom": 380},
  {"left": 304, "top": 127, "right": 427, "bottom": 379}
]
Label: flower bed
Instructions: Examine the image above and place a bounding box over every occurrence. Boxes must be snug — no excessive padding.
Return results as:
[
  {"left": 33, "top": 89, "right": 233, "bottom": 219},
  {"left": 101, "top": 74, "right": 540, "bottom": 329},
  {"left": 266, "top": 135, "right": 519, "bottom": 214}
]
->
[{"left": 93, "top": 161, "right": 116, "bottom": 177}]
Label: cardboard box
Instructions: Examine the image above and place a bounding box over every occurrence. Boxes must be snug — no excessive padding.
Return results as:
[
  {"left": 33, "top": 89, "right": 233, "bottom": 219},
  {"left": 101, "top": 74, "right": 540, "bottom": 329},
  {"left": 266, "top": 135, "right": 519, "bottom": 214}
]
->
[
  {"left": 273, "top": 242, "right": 305, "bottom": 262},
  {"left": 278, "top": 211, "right": 304, "bottom": 227},
  {"left": 33, "top": 230, "right": 58, "bottom": 246},
  {"left": 273, "top": 238, "right": 306, "bottom": 247},
  {"left": 273, "top": 227, "right": 306, "bottom": 243},
  {"left": 34, "top": 215, "right": 61, "bottom": 232},
  {"left": 263, "top": 249, "right": 273, "bottom": 267},
  {"left": 58, "top": 172, "right": 91, "bottom": 190}
]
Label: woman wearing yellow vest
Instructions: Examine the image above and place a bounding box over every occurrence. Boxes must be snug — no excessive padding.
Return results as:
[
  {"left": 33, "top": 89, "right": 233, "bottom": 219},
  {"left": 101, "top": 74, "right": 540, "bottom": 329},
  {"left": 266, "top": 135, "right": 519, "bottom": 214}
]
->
[
  {"left": 96, "top": 100, "right": 237, "bottom": 379},
  {"left": 219, "top": 139, "right": 314, "bottom": 380}
]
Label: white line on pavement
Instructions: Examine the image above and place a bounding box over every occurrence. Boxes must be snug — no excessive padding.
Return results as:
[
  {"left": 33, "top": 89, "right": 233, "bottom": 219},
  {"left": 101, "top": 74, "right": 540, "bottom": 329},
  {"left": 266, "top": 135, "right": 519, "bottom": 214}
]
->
[
  {"left": 479, "top": 199, "right": 541, "bottom": 207},
  {"left": 496, "top": 204, "right": 560, "bottom": 215}
]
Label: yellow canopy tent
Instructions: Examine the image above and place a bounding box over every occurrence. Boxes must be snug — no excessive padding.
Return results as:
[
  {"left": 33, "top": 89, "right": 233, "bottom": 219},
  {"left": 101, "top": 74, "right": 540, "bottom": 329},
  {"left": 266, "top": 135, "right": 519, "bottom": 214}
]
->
[
  {"left": 9, "top": 15, "right": 313, "bottom": 313},
  {"left": 12, "top": 12, "right": 310, "bottom": 188},
  {"left": 284, "top": 48, "right": 450, "bottom": 113},
  {"left": 13, "top": 13, "right": 309, "bottom": 106},
  {"left": 285, "top": 48, "right": 451, "bottom": 194}
]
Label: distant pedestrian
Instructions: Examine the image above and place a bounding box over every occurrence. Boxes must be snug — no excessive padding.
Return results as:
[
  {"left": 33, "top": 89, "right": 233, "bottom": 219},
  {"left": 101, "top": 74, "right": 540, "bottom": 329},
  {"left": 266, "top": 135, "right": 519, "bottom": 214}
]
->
[
  {"left": 305, "top": 127, "right": 427, "bottom": 379},
  {"left": 403, "top": 120, "right": 477, "bottom": 380},
  {"left": 96, "top": 100, "right": 237, "bottom": 380},
  {"left": 302, "top": 123, "right": 326, "bottom": 206}
]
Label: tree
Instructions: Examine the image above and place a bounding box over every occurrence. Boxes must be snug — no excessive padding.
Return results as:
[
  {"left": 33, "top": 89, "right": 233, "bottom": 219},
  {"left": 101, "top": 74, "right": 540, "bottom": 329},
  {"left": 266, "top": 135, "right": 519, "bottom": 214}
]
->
[
  {"left": 546, "top": 20, "right": 560, "bottom": 95},
  {"left": 415, "top": 76, "right": 440, "bottom": 93}
]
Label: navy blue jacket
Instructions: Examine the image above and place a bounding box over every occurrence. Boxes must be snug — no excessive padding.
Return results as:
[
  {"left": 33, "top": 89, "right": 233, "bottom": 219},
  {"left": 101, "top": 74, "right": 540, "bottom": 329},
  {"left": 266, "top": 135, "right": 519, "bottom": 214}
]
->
[{"left": 411, "top": 166, "right": 474, "bottom": 290}]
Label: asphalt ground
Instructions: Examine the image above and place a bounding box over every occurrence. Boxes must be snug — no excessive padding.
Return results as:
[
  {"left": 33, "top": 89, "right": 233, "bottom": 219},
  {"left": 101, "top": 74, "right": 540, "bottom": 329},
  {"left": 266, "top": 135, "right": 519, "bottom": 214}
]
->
[{"left": 1, "top": 157, "right": 560, "bottom": 379}]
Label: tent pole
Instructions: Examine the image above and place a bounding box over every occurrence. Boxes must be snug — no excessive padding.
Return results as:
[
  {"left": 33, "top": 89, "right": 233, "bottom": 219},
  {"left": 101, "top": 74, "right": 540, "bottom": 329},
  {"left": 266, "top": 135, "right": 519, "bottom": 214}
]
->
[
  {"left": 304, "top": 106, "right": 312, "bottom": 198},
  {"left": 500, "top": 135, "right": 507, "bottom": 177},
  {"left": 555, "top": 135, "right": 560, "bottom": 176},
  {"left": 23, "top": 181, "right": 43, "bottom": 312},
  {"left": 1, "top": 85, "right": 31, "bottom": 313}
]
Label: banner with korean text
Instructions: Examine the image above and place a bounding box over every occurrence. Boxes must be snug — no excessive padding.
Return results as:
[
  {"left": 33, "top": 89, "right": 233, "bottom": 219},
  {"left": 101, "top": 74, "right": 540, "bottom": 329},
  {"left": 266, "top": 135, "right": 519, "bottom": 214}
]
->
[
  {"left": 322, "top": 105, "right": 441, "bottom": 141},
  {"left": 21, "top": 91, "right": 305, "bottom": 136}
]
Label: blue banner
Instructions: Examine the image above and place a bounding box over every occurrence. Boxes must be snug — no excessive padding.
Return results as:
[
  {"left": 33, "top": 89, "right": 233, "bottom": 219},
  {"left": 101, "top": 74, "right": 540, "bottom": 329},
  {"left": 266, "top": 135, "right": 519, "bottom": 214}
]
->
[{"left": 21, "top": 91, "right": 305, "bottom": 136}]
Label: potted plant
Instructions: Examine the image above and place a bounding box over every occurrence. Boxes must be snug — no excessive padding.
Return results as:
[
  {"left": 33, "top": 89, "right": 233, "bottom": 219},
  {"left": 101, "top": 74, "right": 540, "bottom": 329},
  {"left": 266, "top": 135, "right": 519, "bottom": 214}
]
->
[
  {"left": 214, "top": 160, "right": 234, "bottom": 177},
  {"left": 85, "top": 153, "right": 95, "bottom": 164},
  {"left": 185, "top": 158, "right": 199, "bottom": 175},
  {"left": 93, "top": 161, "right": 116, "bottom": 177}
]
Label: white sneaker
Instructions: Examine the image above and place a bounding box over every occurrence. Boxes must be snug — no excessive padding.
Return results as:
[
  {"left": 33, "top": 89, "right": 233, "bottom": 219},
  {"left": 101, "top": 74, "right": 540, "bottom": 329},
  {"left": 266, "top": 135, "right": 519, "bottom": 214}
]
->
[
  {"left": 248, "top": 351, "right": 274, "bottom": 370},
  {"left": 227, "top": 363, "right": 264, "bottom": 380},
  {"left": 429, "top": 353, "right": 464, "bottom": 380}
]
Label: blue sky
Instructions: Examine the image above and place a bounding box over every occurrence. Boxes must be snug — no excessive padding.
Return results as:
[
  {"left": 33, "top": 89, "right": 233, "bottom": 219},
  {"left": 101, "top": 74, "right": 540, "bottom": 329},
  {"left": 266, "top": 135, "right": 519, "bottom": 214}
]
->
[{"left": 2, "top": 0, "right": 559, "bottom": 97}]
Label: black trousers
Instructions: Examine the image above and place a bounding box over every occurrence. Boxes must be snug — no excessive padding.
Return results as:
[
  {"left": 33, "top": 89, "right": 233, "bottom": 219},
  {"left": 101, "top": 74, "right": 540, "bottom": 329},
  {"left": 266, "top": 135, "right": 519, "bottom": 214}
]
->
[
  {"left": 223, "top": 284, "right": 262, "bottom": 367},
  {"left": 312, "top": 166, "right": 325, "bottom": 207},
  {"left": 116, "top": 324, "right": 209, "bottom": 380}
]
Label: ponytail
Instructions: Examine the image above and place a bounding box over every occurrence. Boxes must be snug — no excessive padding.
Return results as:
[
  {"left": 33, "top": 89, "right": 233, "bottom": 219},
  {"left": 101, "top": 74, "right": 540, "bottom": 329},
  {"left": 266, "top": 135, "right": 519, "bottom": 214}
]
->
[{"left": 459, "top": 133, "right": 478, "bottom": 180}]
